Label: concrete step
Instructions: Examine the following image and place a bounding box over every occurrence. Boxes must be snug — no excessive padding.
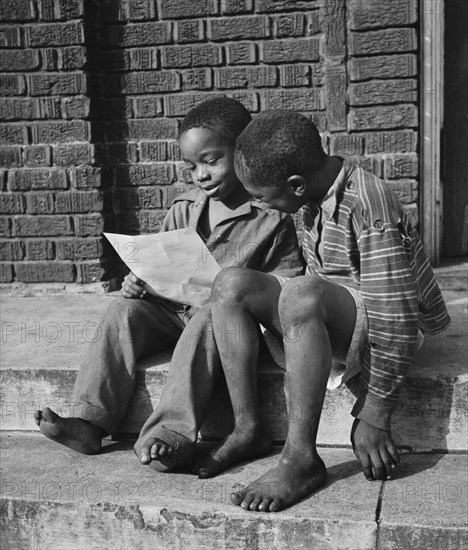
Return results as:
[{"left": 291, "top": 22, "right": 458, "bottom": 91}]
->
[
  {"left": 1, "top": 291, "right": 467, "bottom": 451},
  {"left": 1, "top": 432, "right": 467, "bottom": 550}
]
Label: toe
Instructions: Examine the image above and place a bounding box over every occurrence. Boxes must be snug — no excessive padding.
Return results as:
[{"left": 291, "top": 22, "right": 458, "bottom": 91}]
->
[
  {"left": 258, "top": 497, "right": 273, "bottom": 512},
  {"left": 159, "top": 444, "right": 168, "bottom": 456},
  {"left": 269, "top": 498, "right": 283, "bottom": 512},
  {"left": 150, "top": 443, "right": 160, "bottom": 459},
  {"left": 230, "top": 492, "right": 244, "bottom": 506},
  {"left": 249, "top": 497, "right": 262, "bottom": 511},
  {"left": 240, "top": 493, "right": 255, "bottom": 510},
  {"left": 42, "top": 407, "right": 58, "bottom": 423}
]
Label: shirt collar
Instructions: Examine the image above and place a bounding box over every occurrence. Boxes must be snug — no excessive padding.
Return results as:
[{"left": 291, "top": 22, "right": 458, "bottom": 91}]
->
[{"left": 319, "top": 158, "right": 354, "bottom": 220}]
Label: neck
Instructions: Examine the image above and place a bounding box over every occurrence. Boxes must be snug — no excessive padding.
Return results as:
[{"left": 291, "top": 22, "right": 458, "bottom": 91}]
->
[
  {"left": 305, "top": 156, "right": 343, "bottom": 203},
  {"left": 218, "top": 185, "right": 251, "bottom": 210}
]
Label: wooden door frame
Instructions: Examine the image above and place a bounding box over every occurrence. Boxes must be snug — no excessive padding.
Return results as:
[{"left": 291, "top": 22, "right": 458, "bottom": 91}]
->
[{"left": 420, "top": 0, "right": 444, "bottom": 264}]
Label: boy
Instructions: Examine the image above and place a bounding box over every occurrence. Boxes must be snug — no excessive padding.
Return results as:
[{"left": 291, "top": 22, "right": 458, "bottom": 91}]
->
[
  {"left": 34, "top": 99, "right": 303, "bottom": 471},
  {"left": 198, "top": 110, "right": 450, "bottom": 512}
]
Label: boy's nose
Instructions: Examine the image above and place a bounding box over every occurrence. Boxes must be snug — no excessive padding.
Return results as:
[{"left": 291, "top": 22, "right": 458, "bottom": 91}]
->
[{"left": 196, "top": 167, "right": 210, "bottom": 182}]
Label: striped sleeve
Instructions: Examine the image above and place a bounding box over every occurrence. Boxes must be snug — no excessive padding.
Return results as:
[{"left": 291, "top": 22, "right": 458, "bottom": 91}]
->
[{"left": 350, "top": 175, "right": 420, "bottom": 430}]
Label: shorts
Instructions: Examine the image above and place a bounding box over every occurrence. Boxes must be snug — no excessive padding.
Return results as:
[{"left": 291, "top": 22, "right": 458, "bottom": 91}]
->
[{"left": 265, "top": 275, "right": 425, "bottom": 391}]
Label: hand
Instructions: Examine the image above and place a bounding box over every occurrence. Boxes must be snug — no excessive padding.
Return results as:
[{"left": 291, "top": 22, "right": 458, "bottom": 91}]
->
[
  {"left": 121, "top": 273, "right": 146, "bottom": 299},
  {"left": 351, "top": 418, "right": 400, "bottom": 481}
]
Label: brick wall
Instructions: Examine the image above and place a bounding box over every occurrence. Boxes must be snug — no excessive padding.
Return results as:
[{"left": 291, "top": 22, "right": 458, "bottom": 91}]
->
[{"left": 0, "top": 0, "right": 419, "bottom": 286}]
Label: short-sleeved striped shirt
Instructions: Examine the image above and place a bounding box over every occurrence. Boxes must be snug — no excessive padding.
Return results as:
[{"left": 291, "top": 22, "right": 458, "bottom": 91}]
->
[{"left": 302, "top": 161, "right": 450, "bottom": 430}]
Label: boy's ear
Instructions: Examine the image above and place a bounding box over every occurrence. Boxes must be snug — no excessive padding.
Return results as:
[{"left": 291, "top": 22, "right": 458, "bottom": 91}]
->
[{"left": 286, "top": 175, "right": 307, "bottom": 197}]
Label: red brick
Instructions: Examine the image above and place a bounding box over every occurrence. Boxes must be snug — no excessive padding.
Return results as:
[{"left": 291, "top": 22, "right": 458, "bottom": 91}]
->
[
  {"left": 28, "top": 73, "right": 86, "bottom": 96},
  {"left": 347, "top": 156, "right": 382, "bottom": 178},
  {"left": 364, "top": 131, "right": 417, "bottom": 154},
  {"left": 160, "top": 0, "right": 218, "bottom": 19},
  {"left": 0, "top": 98, "right": 61, "bottom": 120},
  {"left": 167, "top": 141, "right": 181, "bottom": 160},
  {"left": 76, "top": 261, "right": 106, "bottom": 284},
  {"left": 350, "top": 79, "right": 417, "bottom": 106},
  {"left": 127, "top": 119, "right": 178, "bottom": 140},
  {"left": 26, "top": 192, "right": 55, "bottom": 215},
  {"left": 0, "top": 263, "right": 14, "bottom": 282},
  {"left": 161, "top": 44, "right": 222, "bottom": 68},
  {"left": 114, "top": 164, "right": 176, "bottom": 186},
  {"left": 114, "top": 187, "right": 164, "bottom": 210},
  {"left": 0, "top": 125, "right": 27, "bottom": 145},
  {"left": 41, "top": 48, "right": 59, "bottom": 70},
  {"left": 209, "top": 16, "right": 270, "bottom": 41},
  {"left": 0, "top": 50, "right": 40, "bottom": 71},
  {"left": 279, "top": 65, "right": 311, "bottom": 87},
  {"left": 0, "top": 218, "right": 11, "bottom": 237},
  {"left": 176, "top": 20, "right": 205, "bottom": 43},
  {"left": 0, "top": 26, "right": 23, "bottom": 48},
  {"left": 55, "top": 191, "right": 103, "bottom": 213},
  {"left": 274, "top": 13, "right": 305, "bottom": 38},
  {"left": 221, "top": 0, "right": 253, "bottom": 14},
  {"left": 384, "top": 154, "right": 418, "bottom": 179},
  {"left": 349, "top": 54, "right": 418, "bottom": 81},
  {"left": 25, "top": 240, "right": 55, "bottom": 260},
  {"left": 15, "top": 262, "right": 75, "bottom": 283},
  {"left": 350, "top": 29, "right": 417, "bottom": 56},
  {"left": 40, "top": 0, "right": 84, "bottom": 20},
  {"left": 31, "top": 121, "right": 90, "bottom": 144},
  {"left": 0, "top": 0, "right": 35, "bottom": 21},
  {"left": 262, "top": 89, "right": 322, "bottom": 111},
  {"left": 226, "top": 42, "right": 257, "bottom": 64},
  {"left": 56, "top": 238, "right": 103, "bottom": 260},
  {"left": 349, "top": 0, "right": 417, "bottom": 30},
  {"left": 100, "top": 22, "right": 171, "bottom": 47},
  {"left": 0, "top": 147, "right": 22, "bottom": 167},
  {"left": 8, "top": 169, "right": 67, "bottom": 191},
  {"left": 0, "top": 75, "right": 26, "bottom": 96},
  {"left": 386, "top": 179, "right": 418, "bottom": 204},
  {"left": 0, "top": 240, "right": 24, "bottom": 261},
  {"left": 256, "top": 0, "right": 318, "bottom": 12},
  {"left": 165, "top": 91, "right": 258, "bottom": 116},
  {"left": 27, "top": 22, "right": 84, "bottom": 47},
  {"left": 0, "top": 193, "right": 25, "bottom": 214},
  {"left": 74, "top": 214, "right": 105, "bottom": 237},
  {"left": 139, "top": 142, "right": 169, "bottom": 162},
  {"left": 62, "top": 97, "right": 90, "bottom": 119},
  {"left": 263, "top": 38, "right": 320, "bottom": 63},
  {"left": 120, "top": 71, "right": 180, "bottom": 94},
  {"left": 13, "top": 215, "right": 73, "bottom": 237},
  {"left": 324, "top": 64, "right": 347, "bottom": 130},
  {"left": 349, "top": 104, "right": 418, "bottom": 131},
  {"left": 128, "top": 48, "right": 159, "bottom": 70},
  {"left": 306, "top": 11, "right": 320, "bottom": 35},
  {"left": 133, "top": 97, "right": 163, "bottom": 118},
  {"left": 330, "top": 134, "right": 364, "bottom": 156},
  {"left": 181, "top": 68, "right": 213, "bottom": 91},
  {"left": 70, "top": 167, "right": 107, "bottom": 189},
  {"left": 320, "top": 0, "right": 345, "bottom": 57},
  {"left": 53, "top": 144, "right": 93, "bottom": 166},
  {"left": 126, "top": 0, "right": 156, "bottom": 20},
  {"left": 24, "top": 146, "right": 51, "bottom": 167},
  {"left": 215, "top": 67, "right": 277, "bottom": 89}
]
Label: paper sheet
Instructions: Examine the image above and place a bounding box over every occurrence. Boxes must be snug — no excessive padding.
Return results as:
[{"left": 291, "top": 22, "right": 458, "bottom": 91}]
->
[{"left": 104, "top": 228, "right": 221, "bottom": 308}]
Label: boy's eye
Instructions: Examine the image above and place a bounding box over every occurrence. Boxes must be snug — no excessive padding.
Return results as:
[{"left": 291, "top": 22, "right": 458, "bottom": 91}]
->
[{"left": 206, "top": 159, "right": 219, "bottom": 166}]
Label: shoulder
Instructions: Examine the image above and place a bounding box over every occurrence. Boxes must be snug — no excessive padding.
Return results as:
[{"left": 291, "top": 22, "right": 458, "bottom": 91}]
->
[
  {"left": 345, "top": 165, "right": 403, "bottom": 221},
  {"left": 252, "top": 201, "right": 292, "bottom": 222},
  {"left": 171, "top": 187, "right": 203, "bottom": 204}
]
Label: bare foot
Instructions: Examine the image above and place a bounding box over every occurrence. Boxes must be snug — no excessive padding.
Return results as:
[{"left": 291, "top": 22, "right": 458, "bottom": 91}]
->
[
  {"left": 196, "top": 425, "right": 272, "bottom": 479},
  {"left": 137, "top": 437, "right": 179, "bottom": 472},
  {"left": 231, "top": 450, "right": 327, "bottom": 512},
  {"left": 34, "top": 407, "right": 103, "bottom": 455}
]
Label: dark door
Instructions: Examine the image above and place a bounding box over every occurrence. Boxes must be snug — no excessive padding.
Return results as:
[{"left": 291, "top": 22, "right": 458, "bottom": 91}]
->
[{"left": 442, "top": 0, "right": 468, "bottom": 256}]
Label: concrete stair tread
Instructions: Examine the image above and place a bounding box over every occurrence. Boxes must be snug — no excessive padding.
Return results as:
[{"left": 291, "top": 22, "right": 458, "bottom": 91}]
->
[
  {"left": 1, "top": 433, "right": 467, "bottom": 550},
  {"left": 1, "top": 291, "right": 467, "bottom": 451}
]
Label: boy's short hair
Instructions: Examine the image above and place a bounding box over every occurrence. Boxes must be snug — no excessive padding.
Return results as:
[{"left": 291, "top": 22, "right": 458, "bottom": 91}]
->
[
  {"left": 179, "top": 97, "right": 252, "bottom": 145},
  {"left": 235, "top": 110, "right": 326, "bottom": 188}
]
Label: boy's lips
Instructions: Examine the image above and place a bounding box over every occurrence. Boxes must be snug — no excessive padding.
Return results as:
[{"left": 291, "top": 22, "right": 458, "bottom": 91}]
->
[{"left": 201, "top": 182, "right": 221, "bottom": 192}]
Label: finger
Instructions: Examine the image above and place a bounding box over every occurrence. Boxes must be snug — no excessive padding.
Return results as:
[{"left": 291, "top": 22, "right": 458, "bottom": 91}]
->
[
  {"left": 369, "top": 451, "right": 386, "bottom": 480},
  {"left": 379, "top": 448, "right": 395, "bottom": 479},
  {"left": 358, "top": 451, "right": 374, "bottom": 480},
  {"left": 386, "top": 440, "right": 400, "bottom": 466},
  {"left": 129, "top": 272, "right": 142, "bottom": 285}
]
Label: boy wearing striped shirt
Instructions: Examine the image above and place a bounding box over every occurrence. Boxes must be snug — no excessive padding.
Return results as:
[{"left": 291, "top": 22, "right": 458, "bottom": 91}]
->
[{"left": 196, "top": 110, "right": 450, "bottom": 513}]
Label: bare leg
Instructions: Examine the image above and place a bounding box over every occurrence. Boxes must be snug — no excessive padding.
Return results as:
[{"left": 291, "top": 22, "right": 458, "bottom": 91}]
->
[
  {"left": 196, "top": 268, "right": 282, "bottom": 478},
  {"left": 230, "top": 275, "right": 357, "bottom": 512}
]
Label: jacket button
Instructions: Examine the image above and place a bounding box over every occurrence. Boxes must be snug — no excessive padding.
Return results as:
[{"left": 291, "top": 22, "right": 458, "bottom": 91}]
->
[{"left": 374, "top": 219, "right": 384, "bottom": 230}]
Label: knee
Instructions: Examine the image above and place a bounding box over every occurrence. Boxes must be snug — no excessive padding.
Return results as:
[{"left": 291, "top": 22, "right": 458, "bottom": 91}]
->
[
  {"left": 103, "top": 296, "right": 144, "bottom": 326},
  {"left": 278, "top": 276, "right": 325, "bottom": 324},
  {"left": 212, "top": 267, "right": 259, "bottom": 308}
]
